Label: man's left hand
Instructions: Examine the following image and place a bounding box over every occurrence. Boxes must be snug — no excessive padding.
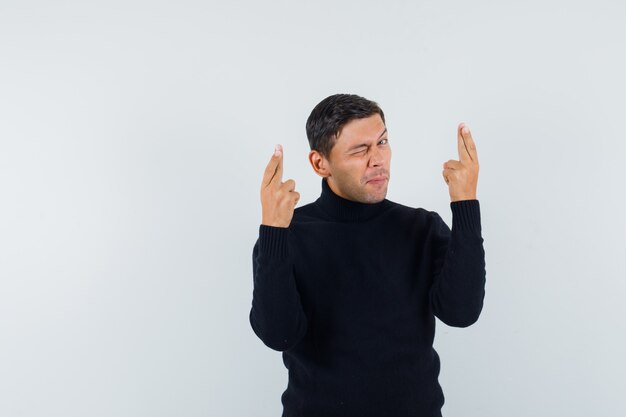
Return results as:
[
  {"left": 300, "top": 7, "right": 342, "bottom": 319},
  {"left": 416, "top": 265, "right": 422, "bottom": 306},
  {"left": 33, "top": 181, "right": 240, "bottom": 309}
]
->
[{"left": 442, "top": 123, "right": 479, "bottom": 202}]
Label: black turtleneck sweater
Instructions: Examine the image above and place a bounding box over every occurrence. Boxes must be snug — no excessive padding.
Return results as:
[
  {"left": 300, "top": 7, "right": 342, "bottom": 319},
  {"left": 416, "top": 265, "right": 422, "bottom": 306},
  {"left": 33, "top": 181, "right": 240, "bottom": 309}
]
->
[{"left": 249, "top": 177, "right": 486, "bottom": 417}]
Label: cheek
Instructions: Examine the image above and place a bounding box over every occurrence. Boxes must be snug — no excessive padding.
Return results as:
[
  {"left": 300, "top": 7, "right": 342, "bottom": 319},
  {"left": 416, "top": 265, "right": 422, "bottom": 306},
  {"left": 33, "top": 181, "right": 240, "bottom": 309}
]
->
[
  {"left": 338, "top": 164, "right": 361, "bottom": 183},
  {"left": 384, "top": 150, "right": 392, "bottom": 165}
]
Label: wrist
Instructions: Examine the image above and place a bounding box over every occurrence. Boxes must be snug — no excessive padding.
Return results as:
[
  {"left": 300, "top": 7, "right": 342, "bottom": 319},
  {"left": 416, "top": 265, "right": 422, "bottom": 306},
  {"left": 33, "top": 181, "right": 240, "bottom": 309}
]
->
[
  {"left": 450, "top": 194, "right": 477, "bottom": 202},
  {"left": 261, "top": 217, "right": 290, "bottom": 228}
]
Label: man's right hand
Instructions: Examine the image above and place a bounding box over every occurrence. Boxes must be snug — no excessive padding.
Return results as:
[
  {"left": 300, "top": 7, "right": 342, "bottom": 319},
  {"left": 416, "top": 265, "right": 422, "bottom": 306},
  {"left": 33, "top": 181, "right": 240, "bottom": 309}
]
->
[{"left": 260, "top": 144, "right": 300, "bottom": 228}]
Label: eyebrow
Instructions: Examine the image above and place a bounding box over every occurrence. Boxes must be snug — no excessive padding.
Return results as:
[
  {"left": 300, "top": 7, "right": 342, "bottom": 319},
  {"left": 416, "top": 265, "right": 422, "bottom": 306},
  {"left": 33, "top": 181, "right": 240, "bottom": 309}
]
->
[{"left": 347, "top": 128, "right": 388, "bottom": 151}]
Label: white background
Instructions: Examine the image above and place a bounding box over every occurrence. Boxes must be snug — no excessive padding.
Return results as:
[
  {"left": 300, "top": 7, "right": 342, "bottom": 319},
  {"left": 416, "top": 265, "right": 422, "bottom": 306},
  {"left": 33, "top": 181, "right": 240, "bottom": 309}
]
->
[{"left": 1, "top": 1, "right": 625, "bottom": 416}]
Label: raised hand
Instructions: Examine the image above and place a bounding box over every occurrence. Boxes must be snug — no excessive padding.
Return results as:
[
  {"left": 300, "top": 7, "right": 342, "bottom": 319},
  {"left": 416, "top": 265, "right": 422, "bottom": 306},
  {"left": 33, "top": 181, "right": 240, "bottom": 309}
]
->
[
  {"left": 260, "top": 144, "right": 301, "bottom": 228},
  {"left": 442, "top": 123, "right": 479, "bottom": 202}
]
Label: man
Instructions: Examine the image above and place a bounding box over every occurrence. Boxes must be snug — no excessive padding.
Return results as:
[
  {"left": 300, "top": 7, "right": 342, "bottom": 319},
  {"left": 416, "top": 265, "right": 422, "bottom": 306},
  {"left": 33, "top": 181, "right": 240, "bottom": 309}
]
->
[{"left": 249, "top": 93, "right": 486, "bottom": 417}]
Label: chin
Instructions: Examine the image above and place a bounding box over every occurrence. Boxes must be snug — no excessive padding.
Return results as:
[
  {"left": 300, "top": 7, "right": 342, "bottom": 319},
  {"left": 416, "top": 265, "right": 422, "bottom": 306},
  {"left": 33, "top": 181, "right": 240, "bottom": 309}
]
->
[{"left": 362, "top": 189, "right": 387, "bottom": 203}]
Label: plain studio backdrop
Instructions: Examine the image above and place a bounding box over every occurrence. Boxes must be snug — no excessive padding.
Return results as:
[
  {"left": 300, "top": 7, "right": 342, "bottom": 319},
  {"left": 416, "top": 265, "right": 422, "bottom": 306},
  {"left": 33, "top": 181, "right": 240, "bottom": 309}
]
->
[{"left": 1, "top": 1, "right": 625, "bottom": 416}]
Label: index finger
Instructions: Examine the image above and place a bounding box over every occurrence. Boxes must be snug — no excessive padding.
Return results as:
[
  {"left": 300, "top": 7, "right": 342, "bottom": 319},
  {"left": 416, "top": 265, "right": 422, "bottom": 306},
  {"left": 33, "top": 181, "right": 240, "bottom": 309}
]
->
[
  {"left": 457, "top": 123, "right": 479, "bottom": 164},
  {"left": 262, "top": 144, "right": 283, "bottom": 187}
]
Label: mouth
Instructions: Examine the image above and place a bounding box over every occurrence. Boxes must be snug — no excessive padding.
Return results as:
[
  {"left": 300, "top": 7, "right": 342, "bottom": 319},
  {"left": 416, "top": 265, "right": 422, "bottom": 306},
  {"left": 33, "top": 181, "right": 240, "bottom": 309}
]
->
[{"left": 366, "top": 176, "right": 388, "bottom": 185}]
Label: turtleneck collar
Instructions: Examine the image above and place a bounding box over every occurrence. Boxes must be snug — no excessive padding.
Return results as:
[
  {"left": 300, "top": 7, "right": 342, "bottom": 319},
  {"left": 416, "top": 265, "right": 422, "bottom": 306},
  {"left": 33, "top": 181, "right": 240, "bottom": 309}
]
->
[{"left": 315, "top": 177, "right": 391, "bottom": 222}]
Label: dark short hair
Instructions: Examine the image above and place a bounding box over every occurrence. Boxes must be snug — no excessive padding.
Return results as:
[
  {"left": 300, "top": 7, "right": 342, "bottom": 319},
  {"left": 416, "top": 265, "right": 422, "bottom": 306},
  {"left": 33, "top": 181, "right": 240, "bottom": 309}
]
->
[{"left": 305, "top": 93, "right": 386, "bottom": 159}]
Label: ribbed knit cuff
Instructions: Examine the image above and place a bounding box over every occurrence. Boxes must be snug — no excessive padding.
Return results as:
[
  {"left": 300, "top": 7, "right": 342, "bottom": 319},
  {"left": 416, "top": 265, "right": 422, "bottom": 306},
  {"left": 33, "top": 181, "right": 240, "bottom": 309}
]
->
[
  {"left": 258, "top": 224, "right": 290, "bottom": 258},
  {"left": 450, "top": 200, "right": 482, "bottom": 234}
]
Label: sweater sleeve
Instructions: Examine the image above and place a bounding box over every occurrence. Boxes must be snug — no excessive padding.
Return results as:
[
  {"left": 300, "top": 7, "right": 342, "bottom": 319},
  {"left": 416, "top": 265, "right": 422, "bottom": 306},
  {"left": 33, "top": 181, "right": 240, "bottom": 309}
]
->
[
  {"left": 249, "top": 224, "right": 308, "bottom": 351},
  {"left": 427, "top": 200, "right": 486, "bottom": 328}
]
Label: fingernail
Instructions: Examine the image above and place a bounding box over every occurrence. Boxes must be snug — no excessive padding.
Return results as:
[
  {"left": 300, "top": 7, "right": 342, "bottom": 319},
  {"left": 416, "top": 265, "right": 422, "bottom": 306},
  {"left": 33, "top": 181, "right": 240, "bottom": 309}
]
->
[
  {"left": 462, "top": 126, "right": 470, "bottom": 134},
  {"left": 274, "top": 144, "right": 282, "bottom": 156}
]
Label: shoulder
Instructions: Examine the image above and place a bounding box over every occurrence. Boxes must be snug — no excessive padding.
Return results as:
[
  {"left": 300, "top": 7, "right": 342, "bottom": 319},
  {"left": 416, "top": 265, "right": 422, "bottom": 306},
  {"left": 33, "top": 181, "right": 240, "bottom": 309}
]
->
[
  {"left": 383, "top": 198, "right": 437, "bottom": 224},
  {"left": 290, "top": 201, "right": 321, "bottom": 224}
]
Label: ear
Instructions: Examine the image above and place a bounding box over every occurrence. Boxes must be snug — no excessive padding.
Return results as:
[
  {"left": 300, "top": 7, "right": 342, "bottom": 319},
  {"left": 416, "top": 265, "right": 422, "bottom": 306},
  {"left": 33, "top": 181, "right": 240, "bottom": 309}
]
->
[{"left": 308, "top": 150, "right": 331, "bottom": 178}]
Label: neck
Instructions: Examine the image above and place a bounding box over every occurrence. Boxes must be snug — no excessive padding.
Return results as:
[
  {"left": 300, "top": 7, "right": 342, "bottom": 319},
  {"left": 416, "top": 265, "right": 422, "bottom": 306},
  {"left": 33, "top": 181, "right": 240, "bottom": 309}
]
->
[{"left": 315, "top": 177, "right": 390, "bottom": 222}]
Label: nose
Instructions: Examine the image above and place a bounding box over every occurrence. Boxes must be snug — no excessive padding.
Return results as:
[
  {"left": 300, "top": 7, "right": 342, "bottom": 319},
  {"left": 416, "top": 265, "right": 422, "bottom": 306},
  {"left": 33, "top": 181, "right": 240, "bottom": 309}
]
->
[{"left": 369, "top": 146, "right": 383, "bottom": 167}]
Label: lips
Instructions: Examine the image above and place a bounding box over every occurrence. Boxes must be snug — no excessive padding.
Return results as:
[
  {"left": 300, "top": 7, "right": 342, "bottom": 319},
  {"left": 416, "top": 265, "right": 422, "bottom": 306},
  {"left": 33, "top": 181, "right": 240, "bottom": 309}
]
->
[{"left": 367, "top": 176, "right": 388, "bottom": 183}]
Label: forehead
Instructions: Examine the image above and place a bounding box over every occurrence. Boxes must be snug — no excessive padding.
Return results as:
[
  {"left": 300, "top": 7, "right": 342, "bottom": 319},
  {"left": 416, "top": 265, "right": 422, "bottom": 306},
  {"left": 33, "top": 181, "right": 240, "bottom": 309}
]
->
[{"left": 336, "top": 114, "right": 386, "bottom": 147}]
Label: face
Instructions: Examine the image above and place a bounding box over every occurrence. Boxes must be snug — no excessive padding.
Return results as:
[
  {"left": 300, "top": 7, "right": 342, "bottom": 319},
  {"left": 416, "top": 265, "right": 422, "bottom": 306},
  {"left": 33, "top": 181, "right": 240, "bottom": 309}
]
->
[{"left": 310, "top": 113, "right": 392, "bottom": 203}]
